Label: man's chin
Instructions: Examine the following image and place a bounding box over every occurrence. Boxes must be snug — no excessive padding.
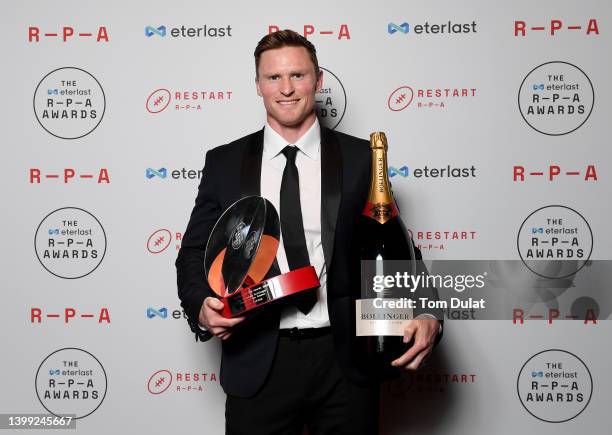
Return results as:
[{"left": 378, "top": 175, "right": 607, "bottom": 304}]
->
[{"left": 272, "top": 116, "right": 307, "bottom": 128}]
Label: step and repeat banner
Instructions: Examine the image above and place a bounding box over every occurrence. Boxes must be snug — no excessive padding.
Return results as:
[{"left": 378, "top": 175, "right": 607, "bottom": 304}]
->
[{"left": 1, "top": 1, "right": 610, "bottom": 434}]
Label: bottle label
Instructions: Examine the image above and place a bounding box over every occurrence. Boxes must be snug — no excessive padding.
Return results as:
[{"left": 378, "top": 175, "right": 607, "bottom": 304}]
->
[
  {"left": 356, "top": 299, "right": 412, "bottom": 336},
  {"left": 356, "top": 259, "right": 417, "bottom": 336},
  {"left": 361, "top": 201, "right": 399, "bottom": 224}
]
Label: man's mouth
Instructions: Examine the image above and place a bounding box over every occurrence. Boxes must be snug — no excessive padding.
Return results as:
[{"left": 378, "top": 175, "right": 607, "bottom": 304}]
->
[{"left": 277, "top": 99, "right": 299, "bottom": 106}]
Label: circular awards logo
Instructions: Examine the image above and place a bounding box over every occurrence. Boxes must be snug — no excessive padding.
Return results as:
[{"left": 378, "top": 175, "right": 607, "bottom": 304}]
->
[
  {"left": 34, "top": 207, "right": 107, "bottom": 279},
  {"left": 517, "top": 205, "right": 593, "bottom": 279},
  {"left": 316, "top": 67, "right": 346, "bottom": 130},
  {"left": 33, "top": 67, "right": 106, "bottom": 139},
  {"left": 518, "top": 61, "right": 594, "bottom": 136},
  {"left": 35, "top": 348, "right": 107, "bottom": 419},
  {"left": 517, "top": 349, "right": 592, "bottom": 423}
]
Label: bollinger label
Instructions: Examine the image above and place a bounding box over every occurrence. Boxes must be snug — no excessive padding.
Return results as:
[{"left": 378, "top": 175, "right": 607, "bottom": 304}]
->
[
  {"left": 356, "top": 259, "right": 416, "bottom": 336},
  {"left": 356, "top": 299, "right": 412, "bottom": 336}
]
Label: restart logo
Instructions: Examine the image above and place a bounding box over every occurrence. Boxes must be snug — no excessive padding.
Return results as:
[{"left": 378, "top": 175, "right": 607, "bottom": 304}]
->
[
  {"left": 147, "top": 369, "right": 218, "bottom": 395},
  {"left": 147, "top": 229, "right": 182, "bottom": 254},
  {"left": 146, "top": 89, "right": 233, "bottom": 114},
  {"left": 388, "top": 85, "right": 477, "bottom": 111}
]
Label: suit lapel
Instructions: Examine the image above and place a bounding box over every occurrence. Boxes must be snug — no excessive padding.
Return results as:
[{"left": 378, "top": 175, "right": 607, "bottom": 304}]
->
[
  {"left": 240, "top": 126, "right": 342, "bottom": 277},
  {"left": 240, "top": 127, "right": 281, "bottom": 278},
  {"left": 239, "top": 128, "right": 264, "bottom": 197},
  {"left": 320, "top": 127, "right": 342, "bottom": 272}
]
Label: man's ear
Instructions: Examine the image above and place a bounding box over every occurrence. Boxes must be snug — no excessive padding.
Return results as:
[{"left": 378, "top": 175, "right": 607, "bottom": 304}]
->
[{"left": 315, "top": 69, "right": 324, "bottom": 93}]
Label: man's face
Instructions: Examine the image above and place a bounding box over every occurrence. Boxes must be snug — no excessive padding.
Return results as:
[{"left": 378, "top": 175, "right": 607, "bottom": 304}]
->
[{"left": 256, "top": 46, "right": 323, "bottom": 129}]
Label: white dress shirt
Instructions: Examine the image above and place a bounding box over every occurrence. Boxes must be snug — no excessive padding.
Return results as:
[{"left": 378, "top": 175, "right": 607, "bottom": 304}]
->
[
  {"left": 260, "top": 118, "right": 330, "bottom": 329},
  {"left": 260, "top": 119, "right": 440, "bottom": 333}
]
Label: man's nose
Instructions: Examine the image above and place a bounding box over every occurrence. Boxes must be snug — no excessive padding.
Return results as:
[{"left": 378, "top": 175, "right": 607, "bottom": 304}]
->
[{"left": 280, "top": 77, "right": 294, "bottom": 95}]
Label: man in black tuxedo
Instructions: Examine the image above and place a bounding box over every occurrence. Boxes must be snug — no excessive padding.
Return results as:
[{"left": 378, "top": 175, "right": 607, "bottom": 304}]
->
[{"left": 176, "top": 29, "right": 441, "bottom": 434}]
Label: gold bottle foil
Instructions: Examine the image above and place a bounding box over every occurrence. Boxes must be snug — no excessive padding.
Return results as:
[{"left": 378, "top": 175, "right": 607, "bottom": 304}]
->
[{"left": 362, "top": 132, "right": 399, "bottom": 224}]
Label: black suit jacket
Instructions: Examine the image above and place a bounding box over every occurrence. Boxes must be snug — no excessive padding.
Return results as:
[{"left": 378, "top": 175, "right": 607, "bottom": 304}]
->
[{"left": 176, "top": 126, "right": 442, "bottom": 398}]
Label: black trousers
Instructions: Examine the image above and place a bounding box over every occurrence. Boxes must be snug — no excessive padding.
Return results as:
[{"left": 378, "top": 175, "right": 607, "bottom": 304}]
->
[{"left": 225, "top": 332, "right": 379, "bottom": 435}]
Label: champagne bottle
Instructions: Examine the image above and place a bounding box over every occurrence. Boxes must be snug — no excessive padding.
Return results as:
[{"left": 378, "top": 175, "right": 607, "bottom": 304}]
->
[{"left": 356, "top": 132, "right": 416, "bottom": 371}]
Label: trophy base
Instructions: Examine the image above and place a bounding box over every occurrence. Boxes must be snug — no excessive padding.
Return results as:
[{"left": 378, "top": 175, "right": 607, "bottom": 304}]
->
[{"left": 221, "top": 266, "right": 320, "bottom": 317}]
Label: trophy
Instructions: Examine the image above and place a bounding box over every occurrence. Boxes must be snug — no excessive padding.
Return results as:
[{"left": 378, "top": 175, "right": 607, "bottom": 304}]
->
[{"left": 205, "top": 196, "right": 320, "bottom": 318}]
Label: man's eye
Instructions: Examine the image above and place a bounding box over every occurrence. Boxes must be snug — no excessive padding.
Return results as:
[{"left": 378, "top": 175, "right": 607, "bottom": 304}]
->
[
  {"left": 292, "top": 74, "right": 303, "bottom": 79},
  {"left": 269, "top": 76, "right": 279, "bottom": 80}
]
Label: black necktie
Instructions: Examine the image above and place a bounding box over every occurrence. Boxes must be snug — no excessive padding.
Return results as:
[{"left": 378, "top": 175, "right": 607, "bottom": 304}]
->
[{"left": 280, "top": 145, "right": 317, "bottom": 314}]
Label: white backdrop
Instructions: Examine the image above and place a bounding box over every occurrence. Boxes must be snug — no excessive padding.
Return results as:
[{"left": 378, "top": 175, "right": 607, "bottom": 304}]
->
[{"left": 1, "top": 1, "right": 610, "bottom": 433}]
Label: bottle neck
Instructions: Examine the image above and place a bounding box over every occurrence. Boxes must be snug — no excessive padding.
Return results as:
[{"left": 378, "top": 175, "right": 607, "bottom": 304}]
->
[{"left": 362, "top": 147, "right": 399, "bottom": 224}]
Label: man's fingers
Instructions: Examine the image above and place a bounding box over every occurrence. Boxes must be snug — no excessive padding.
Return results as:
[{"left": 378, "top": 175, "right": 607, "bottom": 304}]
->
[
  {"left": 210, "top": 315, "right": 245, "bottom": 328},
  {"left": 205, "top": 297, "right": 225, "bottom": 311},
  {"left": 402, "top": 322, "right": 417, "bottom": 344},
  {"left": 405, "top": 348, "right": 431, "bottom": 371},
  {"left": 390, "top": 319, "right": 440, "bottom": 367},
  {"left": 200, "top": 297, "right": 245, "bottom": 336},
  {"left": 391, "top": 339, "right": 428, "bottom": 367},
  {"left": 209, "top": 326, "right": 225, "bottom": 336},
  {"left": 203, "top": 297, "right": 245, "bottom": 326},
  {"left": 216, "top": 329, "right": 234, "bottom": 340}
]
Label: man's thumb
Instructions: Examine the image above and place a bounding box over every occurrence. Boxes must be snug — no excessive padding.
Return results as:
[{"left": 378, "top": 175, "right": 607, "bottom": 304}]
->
[{"left": 205, "top": 297, "right": 224, "bottom": 310}]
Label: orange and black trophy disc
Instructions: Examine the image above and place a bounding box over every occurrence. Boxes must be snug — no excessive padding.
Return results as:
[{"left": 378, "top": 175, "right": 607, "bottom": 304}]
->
[{"left": 204, "top": 196, "right": 320, "bottom": 318}]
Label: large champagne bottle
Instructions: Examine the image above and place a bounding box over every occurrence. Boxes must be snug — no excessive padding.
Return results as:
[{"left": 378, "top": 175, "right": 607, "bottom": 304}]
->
[{"left": 356, "top": 132, "right": 416, "bottom": 370}]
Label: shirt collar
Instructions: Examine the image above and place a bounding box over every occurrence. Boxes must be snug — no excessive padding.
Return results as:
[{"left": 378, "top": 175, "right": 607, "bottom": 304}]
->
[{"left": 263, "top": 118, "right": 321, "bottom": 161}]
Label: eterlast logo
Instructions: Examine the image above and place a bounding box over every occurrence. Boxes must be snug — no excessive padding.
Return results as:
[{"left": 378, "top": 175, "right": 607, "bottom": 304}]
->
[
  {"left": 145, "top": 24, "right": 232, "bottom": 38},
  {"left": 387, "top": 20, "right": 477, "bottom": 35},
  {"left": 146, "top": 307, "right": 188, "bottom": 320},
  {"left": 389, "top": 164, "right": 477, "bottom": 179},
  {"left": 146, "top": 167, "right": 202, "bottom": 180}
]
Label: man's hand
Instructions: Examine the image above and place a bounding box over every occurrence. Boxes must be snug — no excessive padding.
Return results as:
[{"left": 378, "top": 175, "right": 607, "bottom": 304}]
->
[
  {"left": 198, "top": 297, "right": 245, "bottom": 341},
  {"left": 391, "top": 318, "right": 440, "bottom": 370}
]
